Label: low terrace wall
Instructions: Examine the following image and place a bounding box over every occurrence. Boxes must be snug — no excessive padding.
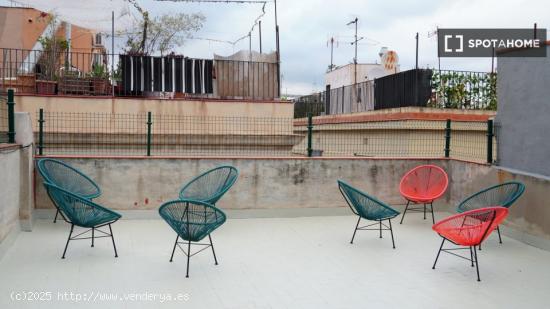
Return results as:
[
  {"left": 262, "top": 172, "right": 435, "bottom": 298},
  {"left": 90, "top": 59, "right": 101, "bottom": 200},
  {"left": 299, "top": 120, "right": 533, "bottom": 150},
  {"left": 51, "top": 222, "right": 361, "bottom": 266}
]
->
[{"left": 33, "top": 156, "right": 550, "bottom": 251}]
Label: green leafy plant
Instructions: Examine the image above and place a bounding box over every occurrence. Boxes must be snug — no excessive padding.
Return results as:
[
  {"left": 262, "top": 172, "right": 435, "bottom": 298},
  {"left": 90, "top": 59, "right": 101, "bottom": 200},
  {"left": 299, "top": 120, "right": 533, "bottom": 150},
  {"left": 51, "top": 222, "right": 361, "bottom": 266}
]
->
[
  {"left": 36, "top": 12, "right": 67, "bottom": 81},
  {"left": 428, "top": 70, "right": 497, "bottom": 110},
  {"left": 89, "top": 64, "right": 108, "bottom": 79}
]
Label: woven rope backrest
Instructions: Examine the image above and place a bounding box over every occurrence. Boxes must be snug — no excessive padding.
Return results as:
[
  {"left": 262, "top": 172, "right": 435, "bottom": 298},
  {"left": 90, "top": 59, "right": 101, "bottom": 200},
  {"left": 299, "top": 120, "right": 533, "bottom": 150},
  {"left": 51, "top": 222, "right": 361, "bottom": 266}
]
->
[
  {"left": 37, "top": 159, "right": 100, "bottom": 199},
  {"left": 457, "top": 182, "right": 525, "bottom": 213},
  {"left": 179, "top": 166, "right": 239, "bottom": 205},
  {"left": 400, "top": 165, "right": 448, "bottom": 200},
  {"left": 338, "top": 181, "right": 398, "bottom": 220}
]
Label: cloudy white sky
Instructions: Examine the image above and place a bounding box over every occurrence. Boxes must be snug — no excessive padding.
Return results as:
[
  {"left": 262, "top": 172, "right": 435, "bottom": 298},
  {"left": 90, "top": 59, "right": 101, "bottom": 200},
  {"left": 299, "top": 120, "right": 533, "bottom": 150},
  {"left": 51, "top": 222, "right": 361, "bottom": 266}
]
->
[{"left": 2, "top": 0, "right": 549, "bottom": 94}]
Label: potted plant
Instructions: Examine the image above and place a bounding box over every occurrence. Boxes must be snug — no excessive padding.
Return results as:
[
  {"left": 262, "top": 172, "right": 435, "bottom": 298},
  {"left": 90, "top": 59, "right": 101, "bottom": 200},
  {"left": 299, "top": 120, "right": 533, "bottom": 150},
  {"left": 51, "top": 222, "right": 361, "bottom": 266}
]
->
[
  {"left": 89, "top": 64, "right": 109, "bottom": 95},
  {"left": 17, "top": 73, "right": 36, "bottom": 94},
  {"left": 35, "top": 13, "right": 66, "bottom": 95}
]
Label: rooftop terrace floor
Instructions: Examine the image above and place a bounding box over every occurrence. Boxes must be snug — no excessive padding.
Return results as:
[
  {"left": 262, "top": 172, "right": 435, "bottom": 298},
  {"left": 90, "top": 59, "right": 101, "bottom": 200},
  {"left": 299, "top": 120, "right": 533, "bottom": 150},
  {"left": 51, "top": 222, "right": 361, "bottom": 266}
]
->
[{"left": 1, "top": 214, "right": 550, "bottom": 309}]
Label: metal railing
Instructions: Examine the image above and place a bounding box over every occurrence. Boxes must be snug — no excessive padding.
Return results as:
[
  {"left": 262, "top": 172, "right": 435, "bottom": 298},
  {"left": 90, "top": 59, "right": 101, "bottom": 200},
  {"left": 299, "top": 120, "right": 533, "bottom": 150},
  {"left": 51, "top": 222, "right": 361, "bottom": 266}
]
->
[
  {"left": 0, "top": 89, "right": 15, "bottom": 144},
  {"left": 36, "top": 110, "right": 297, "bottom": 156},
  {"left": 35, "top": 108, "right": 496, "bottom": 163},
  {"left": 294, "top": 80, "right": 375, "bottom": 118},
  {"left": 294, "top": 69, "right": 497, "bottom": 118},
  {"left": 293, "top": 114, "right": 496, "bottom": 163},
  {"left": 0, "top": 92, "right": 8, "bottom": 143},
  {"left": 0, "top": 48, "right": 279, "bottom": 100}
]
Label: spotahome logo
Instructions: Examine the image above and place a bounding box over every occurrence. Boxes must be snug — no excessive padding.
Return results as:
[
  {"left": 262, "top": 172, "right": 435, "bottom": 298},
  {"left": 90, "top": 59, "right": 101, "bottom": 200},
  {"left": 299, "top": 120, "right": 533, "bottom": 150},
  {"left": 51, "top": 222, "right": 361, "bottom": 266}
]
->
[{"left": 438, "top": 29, "right": 547, "bottom": 57}]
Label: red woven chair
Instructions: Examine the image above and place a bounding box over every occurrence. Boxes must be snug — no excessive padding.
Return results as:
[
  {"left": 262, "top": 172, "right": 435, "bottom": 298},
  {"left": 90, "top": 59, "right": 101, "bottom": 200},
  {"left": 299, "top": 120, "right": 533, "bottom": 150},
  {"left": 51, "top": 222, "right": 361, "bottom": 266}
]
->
[
  {"left": 399, "top": 165, "right": 448, "bottom": 224},
  {"left": 431, "top": 207, "right": 509, "bottom": 281}
]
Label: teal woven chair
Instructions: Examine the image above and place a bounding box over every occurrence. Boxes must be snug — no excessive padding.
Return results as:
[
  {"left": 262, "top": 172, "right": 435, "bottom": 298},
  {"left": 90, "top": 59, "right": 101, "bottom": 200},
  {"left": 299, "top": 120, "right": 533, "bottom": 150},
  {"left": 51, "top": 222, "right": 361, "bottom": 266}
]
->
[
  {"left": 159, "top": 199, "right": 227, "bottom": 278},
  {"left": 456, "top": 181, "right": 525, "bottom": 245},
  {"left": 179, "top": 166, "right": 239, "bottom": 206},
  {"left": 37, "top": 158, "right": 101, "bottom": 223},
  {"left": 338, "top": 180, "right": 400, "bottom": 248},
  {"left": 43, "top": 183, "right": 121, "bottom": 259}
]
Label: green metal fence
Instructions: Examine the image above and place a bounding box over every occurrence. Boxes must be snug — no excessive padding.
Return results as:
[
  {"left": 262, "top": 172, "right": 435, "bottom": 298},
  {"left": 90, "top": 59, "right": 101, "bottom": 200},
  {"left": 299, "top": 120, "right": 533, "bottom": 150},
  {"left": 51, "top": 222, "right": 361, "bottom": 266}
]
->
[
  {"left": 293, "top": 115, "right": 495, "bottom": 163},
  {"left": 0, "top": 89, "right": 15, "bottom": 144},
  {"left": 35, "top": 109, "right": 495, "bottom": 163},
  {"left": 36, "top": 110, "right": 296, "bottom": 157},
  {"left": 0, "top": 92, "right": 7, "bottom": 143}
]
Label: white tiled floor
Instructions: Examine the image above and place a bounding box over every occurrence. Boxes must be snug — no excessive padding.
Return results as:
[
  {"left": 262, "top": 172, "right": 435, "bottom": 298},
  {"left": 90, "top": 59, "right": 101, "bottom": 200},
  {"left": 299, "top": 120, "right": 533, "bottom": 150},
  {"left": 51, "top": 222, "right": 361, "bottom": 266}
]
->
[{"left": 1, "top": 214, "right": 550, "bottom": 309}]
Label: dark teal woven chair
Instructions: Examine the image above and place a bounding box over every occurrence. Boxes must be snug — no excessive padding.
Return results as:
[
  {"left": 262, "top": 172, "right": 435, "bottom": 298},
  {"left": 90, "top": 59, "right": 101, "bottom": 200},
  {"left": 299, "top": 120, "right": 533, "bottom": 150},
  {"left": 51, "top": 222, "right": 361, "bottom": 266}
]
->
[
  {"left": 159, "top": 199, "right": 227, "bottom": 278},
  {"left": 44, "top": 183, "right": 121, "bottom": 259},
  {"left": 37, "top": 158, "right": 101, "bottom": 223},
  {"left": 456, "top": 181, "right": 525, "bottom": 245},
  {"left": 179, "top": 166, "right": 239, "bottom": 206},
  {"left": 338, "top": 180, "right": 400, "bottom": 248}
]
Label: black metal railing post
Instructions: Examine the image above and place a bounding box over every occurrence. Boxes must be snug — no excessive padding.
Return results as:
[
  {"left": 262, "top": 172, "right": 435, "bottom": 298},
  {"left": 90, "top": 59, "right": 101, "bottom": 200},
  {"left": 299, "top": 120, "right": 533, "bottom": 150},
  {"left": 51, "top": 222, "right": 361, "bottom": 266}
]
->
[
  {"left": 307, "top": 113, "right": 313, "bottom": 157},
  {"left": 487, "top": 119, "right": 494, "bottom": 164},
  {"left": 444, "top": 119, "right": 451, "bottom": 158},
  {"left": 7, "top": 89, "right": 15, "bottom": 143},
  {"left": 38, "top": 108, "right": 44, "bottom": 155},
  {"left": 147, "top": 111, "right": 152, "bottom": 156}
]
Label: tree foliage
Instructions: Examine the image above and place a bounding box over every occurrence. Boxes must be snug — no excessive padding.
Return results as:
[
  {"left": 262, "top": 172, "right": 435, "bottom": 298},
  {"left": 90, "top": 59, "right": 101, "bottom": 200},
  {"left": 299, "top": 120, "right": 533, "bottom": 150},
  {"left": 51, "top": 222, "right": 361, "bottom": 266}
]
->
[{"left": 123, "top": 12, "right": 205, "bottom": 55}]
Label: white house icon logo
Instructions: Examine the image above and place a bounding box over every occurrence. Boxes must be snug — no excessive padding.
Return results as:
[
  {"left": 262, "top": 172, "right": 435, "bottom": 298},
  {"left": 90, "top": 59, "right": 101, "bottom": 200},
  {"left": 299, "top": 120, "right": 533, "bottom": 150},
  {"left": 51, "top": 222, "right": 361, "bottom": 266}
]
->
[{"left": 444, "top": 34, "right": 464, "bottom": 52}]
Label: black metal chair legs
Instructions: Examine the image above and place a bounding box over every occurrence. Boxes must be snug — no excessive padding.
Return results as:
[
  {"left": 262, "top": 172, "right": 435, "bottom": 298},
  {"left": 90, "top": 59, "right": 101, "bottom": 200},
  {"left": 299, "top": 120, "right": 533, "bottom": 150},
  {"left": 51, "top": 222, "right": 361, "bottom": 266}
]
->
[
  {"left": 53, "top": 209, "right": 59, "bottom": 223},
  {"left": 350, "top": 217, "right": 396, "bottom": 249},
  {"left": 479, "top": 225, "right": 504, "bottom": 250},
  {"left": 61, "top": 223, "right": 118, "bottom": 259},
  {"left": 400, "top": 201, "right": 435, "bottom": 224},
  {"left": 432, "top": 238, "right": 482, "bottom": 282},
  {"left": 169, "top": 233, "right": 219, "bottom": 278}
]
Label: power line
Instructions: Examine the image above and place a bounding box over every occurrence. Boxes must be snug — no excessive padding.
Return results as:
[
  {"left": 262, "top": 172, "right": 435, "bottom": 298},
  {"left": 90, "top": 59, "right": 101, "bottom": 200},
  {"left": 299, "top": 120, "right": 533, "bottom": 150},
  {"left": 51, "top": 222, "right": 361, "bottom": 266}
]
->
[
  {"left": 154, "top": 0, "right": 268, "bottom": 3},
  {"left": 153, "top": 0, "right": 268, "bottom": 47}
]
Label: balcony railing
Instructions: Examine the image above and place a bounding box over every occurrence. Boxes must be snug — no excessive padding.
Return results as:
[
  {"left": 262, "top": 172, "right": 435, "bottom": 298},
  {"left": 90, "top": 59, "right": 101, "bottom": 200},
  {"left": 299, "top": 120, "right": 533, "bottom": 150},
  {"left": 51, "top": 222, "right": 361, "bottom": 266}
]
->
[
  {"left": 294, "top": 69, "right": 497, "bottom": 118},
  {"left": 0, "top": 48, "right": 280, "bottom": 100}
]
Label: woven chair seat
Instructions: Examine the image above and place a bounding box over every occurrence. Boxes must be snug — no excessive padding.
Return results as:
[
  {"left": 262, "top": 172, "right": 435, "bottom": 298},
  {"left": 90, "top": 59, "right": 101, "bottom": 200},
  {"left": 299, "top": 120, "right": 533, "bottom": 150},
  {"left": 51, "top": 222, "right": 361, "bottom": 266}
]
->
[
  {"left": 44, "top": 183, "right": 121, "bottom": 228},
  {"left": 159, "top": 200, "right": 226, "bottom": 242},
  {"left": 433, "top": 207, "right": 508, "bottom": 246}
]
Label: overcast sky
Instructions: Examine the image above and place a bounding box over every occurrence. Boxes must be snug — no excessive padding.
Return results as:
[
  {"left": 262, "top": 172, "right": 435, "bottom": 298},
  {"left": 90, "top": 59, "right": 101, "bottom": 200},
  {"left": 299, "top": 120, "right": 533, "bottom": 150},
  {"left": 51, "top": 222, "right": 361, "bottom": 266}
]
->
[{"left": 2, "top": 0, "right": 549, "bottom": 94}]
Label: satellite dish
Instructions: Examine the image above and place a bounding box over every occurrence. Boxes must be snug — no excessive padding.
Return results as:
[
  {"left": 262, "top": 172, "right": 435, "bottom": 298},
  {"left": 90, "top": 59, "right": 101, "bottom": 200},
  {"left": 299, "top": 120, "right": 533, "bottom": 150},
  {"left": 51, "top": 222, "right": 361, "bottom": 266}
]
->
[
  {"left": 378, "top": 47, "right": 388, "bottom": 58},
  {"left": 381, "top": 50, "right": 399, "bottom": 71}
]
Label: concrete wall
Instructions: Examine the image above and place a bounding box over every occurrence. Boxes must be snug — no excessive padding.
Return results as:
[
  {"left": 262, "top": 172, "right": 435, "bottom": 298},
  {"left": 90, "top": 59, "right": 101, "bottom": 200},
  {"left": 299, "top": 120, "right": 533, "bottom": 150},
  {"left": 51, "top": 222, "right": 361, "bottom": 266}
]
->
[
  {"left": 34, "top": 157, "right": 451, "bottom": 212},
  {"left": 14, "top": 95, "right": 294, "bottom": 131},
  {"left": 32, "top": 156, "right": 550, "bottom": 250},
  {"left": 496, "top": 45, "right": 550, "bottom": 177},
  {"left": 449, "top": 160, "right": 550, "bottom": 250},
  {"left": 0, "top": 146, "right": 22, "bottom": 248},
  {"left": 0, "top": 144, "right": 34, "bottom": 258},
  {"left": 0, "top": 112, "right": 35, "bottom": 258}
]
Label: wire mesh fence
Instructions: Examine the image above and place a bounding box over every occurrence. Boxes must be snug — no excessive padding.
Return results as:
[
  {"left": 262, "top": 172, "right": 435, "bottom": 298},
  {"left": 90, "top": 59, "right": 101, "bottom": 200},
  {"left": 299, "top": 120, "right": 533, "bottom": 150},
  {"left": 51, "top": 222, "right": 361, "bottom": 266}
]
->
[
  {"left": 293, "top": 120, "right": 447, "bottom": 158},
  {"left": 292, "top": 118, "right": 494, "bottom": 163},
  {"left": 36, "top": 111, "right": 298, "bottom": 156},
  {"left": 0, "top": 91, "right": 8, "bottom": 143},
  {"left": 35, "top": 109, "right": 494, "bottom": 162},
  {"left": 447, "top": 121, "right": 494, "bottom": 162}
]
